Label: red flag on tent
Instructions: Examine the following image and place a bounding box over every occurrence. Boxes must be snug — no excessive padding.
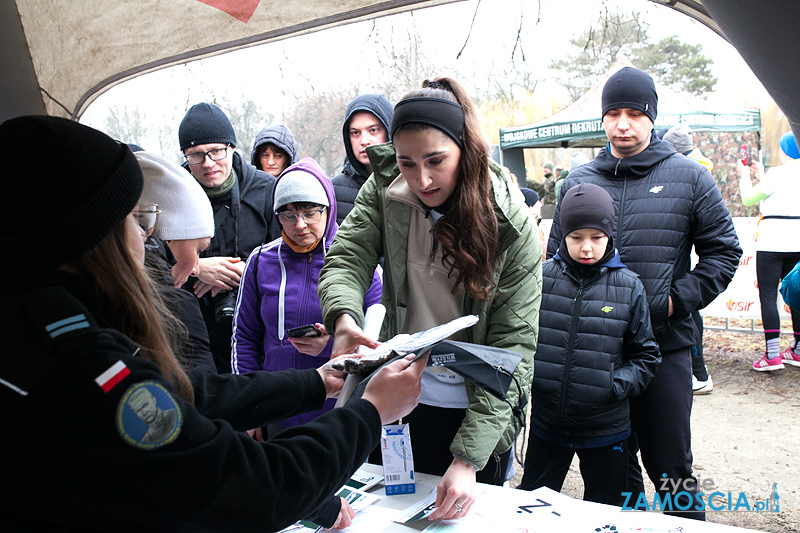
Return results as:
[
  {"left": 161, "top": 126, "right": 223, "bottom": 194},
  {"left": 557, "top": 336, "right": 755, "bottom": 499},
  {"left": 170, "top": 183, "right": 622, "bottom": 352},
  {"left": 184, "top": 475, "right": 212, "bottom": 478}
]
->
[{"left": 197, "top": 0, "right": 260, "bottom": 23}]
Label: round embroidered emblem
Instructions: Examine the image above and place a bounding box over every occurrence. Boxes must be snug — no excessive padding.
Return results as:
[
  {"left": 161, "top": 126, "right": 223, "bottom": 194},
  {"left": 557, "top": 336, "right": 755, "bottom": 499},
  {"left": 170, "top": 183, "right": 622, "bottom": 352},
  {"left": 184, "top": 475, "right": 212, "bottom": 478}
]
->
[{"left": 116, "top": 381, "right": 182, "bottom": 450}]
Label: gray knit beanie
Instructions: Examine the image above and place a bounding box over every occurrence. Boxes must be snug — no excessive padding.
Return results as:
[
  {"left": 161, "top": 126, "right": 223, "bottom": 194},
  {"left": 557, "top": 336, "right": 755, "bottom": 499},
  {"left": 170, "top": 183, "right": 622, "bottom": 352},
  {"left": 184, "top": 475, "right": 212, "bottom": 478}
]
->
[
  {"left": 0, "top": 115, "right": 142, "bottom": 271},
  {"left": 178, "top": 103, "right": 237, "bottom": 150},
  {"left": 135, "top": 151, "right": 214, "bottom": 241},
  {"left": 274, "top": 170, "right": 329, "bottom": 211},
  {"left": 663, "top": 125, "right": 693, "bottom": 154}
]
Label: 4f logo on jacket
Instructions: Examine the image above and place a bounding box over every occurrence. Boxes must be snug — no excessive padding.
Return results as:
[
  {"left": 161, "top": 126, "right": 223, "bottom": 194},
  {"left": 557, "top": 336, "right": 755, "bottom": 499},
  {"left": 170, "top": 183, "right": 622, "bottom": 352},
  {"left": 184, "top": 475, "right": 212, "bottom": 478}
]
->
[
  {"left": 649, "top": 186, "right": 664, "bottom": 194},
  {"left": 601, "top": 306, "right": 613, "bottom": 313}
]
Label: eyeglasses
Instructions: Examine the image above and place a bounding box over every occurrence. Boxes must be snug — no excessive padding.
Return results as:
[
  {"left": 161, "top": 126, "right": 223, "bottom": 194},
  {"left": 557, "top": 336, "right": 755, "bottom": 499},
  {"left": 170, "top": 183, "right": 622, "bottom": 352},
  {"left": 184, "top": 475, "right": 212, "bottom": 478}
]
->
[
  {"left": 276, "top": 207, "right": 327, "bottom": 226},
  {"left": 132, "top": 204, "right": 160, "bottom": 237},
  {"left": 184, "top": 145, "right": 230, "bottom": 165}
]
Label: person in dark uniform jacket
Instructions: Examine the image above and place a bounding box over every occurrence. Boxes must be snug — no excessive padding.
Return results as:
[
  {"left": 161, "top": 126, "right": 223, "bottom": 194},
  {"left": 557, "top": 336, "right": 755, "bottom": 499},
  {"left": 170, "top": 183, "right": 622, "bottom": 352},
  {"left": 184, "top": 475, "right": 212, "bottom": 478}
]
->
[{"left": 0, "top": 115, "right": 426, "bottom": 533}]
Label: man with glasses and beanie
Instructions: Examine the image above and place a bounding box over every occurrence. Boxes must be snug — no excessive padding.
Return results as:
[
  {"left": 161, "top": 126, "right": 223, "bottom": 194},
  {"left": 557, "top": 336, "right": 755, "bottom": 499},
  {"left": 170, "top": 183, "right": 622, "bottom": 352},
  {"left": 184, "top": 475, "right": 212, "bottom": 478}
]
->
[
  {"left": 548, "top": 67, "right": 741, "bottom": 520},
  {"left": 179, "top": 103, "right": 281, "bottom": 373}
]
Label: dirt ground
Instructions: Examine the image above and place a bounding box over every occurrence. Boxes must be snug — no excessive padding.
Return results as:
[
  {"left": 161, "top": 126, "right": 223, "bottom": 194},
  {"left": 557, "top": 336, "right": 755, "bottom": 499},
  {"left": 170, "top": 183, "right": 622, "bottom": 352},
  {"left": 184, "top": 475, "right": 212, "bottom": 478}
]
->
[{"left": 511, "top": 322, "right": 799, "bottom": 532}]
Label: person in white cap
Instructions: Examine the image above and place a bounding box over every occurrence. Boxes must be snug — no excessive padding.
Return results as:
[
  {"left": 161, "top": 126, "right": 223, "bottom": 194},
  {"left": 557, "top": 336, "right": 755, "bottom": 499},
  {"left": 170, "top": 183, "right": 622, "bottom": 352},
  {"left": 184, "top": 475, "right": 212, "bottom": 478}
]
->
[
  {"left": 136, "top": 151, "right": 215, "bottom": 288},
  {"left": 135, "top": 150, "right": 217, "bottom": 374}
]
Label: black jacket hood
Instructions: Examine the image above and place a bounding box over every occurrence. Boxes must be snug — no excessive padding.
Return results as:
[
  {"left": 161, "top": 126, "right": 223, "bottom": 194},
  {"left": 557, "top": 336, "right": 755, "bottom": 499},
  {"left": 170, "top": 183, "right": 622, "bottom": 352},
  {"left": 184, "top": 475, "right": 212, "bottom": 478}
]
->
[
  {"left": 341, "top": 94, "right": 393, "bottom": 179},
  {"left": 593, "top": 132, "right": 676, "bottom": 180}
]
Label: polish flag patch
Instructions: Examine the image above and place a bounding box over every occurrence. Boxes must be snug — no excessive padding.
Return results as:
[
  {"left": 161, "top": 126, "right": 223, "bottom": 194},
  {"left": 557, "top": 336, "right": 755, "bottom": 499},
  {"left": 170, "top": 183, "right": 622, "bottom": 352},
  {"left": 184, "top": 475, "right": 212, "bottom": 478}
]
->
[{"left": 95, "top": 361, "right": 130, "bottom": 393}]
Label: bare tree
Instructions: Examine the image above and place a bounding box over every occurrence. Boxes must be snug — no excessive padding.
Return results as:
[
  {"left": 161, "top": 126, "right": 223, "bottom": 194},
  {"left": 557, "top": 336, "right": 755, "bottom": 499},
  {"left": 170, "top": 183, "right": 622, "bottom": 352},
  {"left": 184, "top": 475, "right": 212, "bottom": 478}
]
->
[
  {"left": 217, "top": 95, "right": 274, "bottom": 160},
  {"left": 283, "top": 86, "right": 360, "bottom": 176},
  {"left": 368, "top": 16, "right": 439, "bottom": 101},
  {"left": 104, "top": 105, "right": 149, "bottom": 147}
]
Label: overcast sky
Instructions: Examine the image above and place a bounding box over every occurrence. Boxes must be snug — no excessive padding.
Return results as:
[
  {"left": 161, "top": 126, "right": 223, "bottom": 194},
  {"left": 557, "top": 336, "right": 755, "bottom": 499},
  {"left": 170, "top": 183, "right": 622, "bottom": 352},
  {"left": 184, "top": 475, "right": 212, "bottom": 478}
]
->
[{"left": 81, "top": 0, "right": 768, "bottom": 151}]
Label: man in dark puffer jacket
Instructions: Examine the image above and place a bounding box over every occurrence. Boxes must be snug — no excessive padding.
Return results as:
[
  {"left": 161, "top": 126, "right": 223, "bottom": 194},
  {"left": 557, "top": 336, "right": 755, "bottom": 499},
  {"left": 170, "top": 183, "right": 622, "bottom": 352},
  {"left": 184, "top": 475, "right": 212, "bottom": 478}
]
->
[
  {"left": 331, "top": 94, "right": 393, "bottom": 225},
  {"left": 521, "top": 183, "right": 660, "bottom": 506},
  {"left": 548, "top": 67, "right": 742, "bottom": 520}
]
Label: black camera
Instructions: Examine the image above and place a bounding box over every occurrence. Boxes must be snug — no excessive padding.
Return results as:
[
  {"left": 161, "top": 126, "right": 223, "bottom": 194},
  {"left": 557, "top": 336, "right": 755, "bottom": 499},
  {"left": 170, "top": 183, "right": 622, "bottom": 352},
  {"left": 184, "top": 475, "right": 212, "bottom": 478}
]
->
[{"left": 212, "top": 290, "right": 237, "bottom": 326}]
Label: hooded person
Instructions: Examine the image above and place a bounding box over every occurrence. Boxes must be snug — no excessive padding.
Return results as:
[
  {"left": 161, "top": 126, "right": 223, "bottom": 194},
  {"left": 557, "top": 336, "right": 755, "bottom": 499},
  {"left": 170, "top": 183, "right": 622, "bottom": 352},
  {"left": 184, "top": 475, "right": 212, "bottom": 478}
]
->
[
  {"left": 250, "top": 124, "right": 299, "bottom": 177},
  {"left": 331, "top": 94, "right": 394, "bottom": 225},
  {"left": 231, "top": 157, "right": 383, "bottom": 428}
]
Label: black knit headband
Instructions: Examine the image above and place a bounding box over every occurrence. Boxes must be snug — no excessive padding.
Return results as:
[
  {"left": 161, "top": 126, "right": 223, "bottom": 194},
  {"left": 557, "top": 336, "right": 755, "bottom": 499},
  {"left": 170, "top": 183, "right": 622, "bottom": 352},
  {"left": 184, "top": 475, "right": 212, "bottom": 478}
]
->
[{"left": 391, "top": 97, "right": 465, "bottom": 148}]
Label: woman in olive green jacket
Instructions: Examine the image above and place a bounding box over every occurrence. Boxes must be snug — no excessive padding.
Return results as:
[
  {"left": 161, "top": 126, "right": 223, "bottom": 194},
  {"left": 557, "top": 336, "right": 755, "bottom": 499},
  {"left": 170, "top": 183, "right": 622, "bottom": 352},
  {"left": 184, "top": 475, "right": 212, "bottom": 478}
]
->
[{"left": 318, "top": 77, "right": 541, "bottom": 521}]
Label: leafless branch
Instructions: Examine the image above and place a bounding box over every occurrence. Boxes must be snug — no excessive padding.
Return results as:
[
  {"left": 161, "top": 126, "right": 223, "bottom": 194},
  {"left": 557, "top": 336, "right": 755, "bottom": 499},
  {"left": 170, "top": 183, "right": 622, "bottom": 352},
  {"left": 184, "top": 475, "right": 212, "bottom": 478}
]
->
[{"left": 456, "top": 0, "right": 481, "bottom": 59}]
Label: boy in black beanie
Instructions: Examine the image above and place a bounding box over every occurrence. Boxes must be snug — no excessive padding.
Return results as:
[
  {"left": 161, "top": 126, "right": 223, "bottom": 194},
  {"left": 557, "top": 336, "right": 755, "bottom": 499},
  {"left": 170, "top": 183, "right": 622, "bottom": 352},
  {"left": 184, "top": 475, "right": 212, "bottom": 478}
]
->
[
  {"left": 519, "top": 183, "right": 661, "bottom": 506},
  {"left": 549, "top": 67, "right": 740, "bottom": 520}
]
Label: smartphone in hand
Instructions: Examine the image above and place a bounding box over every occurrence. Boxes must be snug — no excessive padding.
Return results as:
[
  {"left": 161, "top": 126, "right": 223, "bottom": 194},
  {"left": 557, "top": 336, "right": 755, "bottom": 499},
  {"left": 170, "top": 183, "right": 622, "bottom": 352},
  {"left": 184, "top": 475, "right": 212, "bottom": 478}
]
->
[
  {"left": 740, "top": 144, "right": 752, "bottom": 166},
  {"left": 287, "top": 324, "right": 322, "bottom": 338}
]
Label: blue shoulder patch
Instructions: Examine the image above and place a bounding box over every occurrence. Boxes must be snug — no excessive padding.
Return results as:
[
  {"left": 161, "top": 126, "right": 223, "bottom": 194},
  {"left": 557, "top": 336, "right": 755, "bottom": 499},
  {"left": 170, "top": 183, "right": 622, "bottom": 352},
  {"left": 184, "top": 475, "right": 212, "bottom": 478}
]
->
[{"left": 116, "top": 381, "right": 182, "bottom": 450}]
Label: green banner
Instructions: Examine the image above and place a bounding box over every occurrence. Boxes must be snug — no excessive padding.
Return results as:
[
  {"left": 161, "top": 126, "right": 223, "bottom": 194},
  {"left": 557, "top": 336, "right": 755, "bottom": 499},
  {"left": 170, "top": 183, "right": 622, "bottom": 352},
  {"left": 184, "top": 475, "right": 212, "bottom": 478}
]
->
[{"left": 499, "top": 110, "right": 760, "bottom": 149}]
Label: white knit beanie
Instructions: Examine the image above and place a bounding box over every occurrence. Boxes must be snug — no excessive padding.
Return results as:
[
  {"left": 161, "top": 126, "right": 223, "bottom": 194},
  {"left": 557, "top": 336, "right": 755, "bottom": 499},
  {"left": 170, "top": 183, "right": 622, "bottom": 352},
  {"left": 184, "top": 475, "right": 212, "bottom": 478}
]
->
[{"left": 134, "top": 151, "right": 215, "bottom": 240}]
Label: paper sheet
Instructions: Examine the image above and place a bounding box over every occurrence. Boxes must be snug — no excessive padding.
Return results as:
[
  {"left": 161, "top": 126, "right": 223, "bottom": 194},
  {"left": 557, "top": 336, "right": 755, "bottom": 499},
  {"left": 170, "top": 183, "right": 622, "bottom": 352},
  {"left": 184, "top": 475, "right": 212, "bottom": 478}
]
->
[{"left": 330, "top": 315, "right": 479, "bottom": 374}]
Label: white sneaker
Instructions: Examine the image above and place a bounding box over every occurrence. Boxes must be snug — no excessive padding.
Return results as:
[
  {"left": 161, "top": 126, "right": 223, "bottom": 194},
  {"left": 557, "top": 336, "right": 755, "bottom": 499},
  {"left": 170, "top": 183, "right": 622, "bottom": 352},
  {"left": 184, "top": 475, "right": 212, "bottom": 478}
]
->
[{"left": 692, "top": 372, "right": 713, "bottom": 395}]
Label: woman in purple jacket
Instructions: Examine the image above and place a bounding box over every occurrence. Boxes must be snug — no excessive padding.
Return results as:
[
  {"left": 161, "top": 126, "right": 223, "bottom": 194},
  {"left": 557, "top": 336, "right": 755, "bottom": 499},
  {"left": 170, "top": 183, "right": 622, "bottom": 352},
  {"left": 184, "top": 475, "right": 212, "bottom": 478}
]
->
[{"left": 232, "top": 157, "right": 382, "bottom": 432}]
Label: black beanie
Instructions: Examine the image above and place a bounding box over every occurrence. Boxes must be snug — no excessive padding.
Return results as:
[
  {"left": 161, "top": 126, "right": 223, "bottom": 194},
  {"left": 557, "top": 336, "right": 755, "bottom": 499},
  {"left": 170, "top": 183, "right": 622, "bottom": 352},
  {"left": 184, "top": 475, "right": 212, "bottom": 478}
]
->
[
  {"left": 0, "top": 115, "right": 143, "bottom": 271},
  {"left": 519, "top": 187, "right": 540, "bottom": 207},
  {"left": 602, "top": 67, "right": 658, "bottom": 123},
  {"left": 178, "top": 103, "right": 237, "bottom": 151},
  {"left": 560, "top": 183, "right": 615, "bottom": 238}
]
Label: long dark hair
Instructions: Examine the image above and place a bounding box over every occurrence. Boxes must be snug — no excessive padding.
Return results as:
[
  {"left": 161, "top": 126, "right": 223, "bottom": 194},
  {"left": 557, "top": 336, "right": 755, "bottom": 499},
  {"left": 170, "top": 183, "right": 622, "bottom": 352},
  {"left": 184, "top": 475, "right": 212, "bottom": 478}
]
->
[
  {"left": 67, "top": 221, "right": 195, "bottom": 403},
  {"left": 396, "top": 77, "right": 499, "bottom": 301}
]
